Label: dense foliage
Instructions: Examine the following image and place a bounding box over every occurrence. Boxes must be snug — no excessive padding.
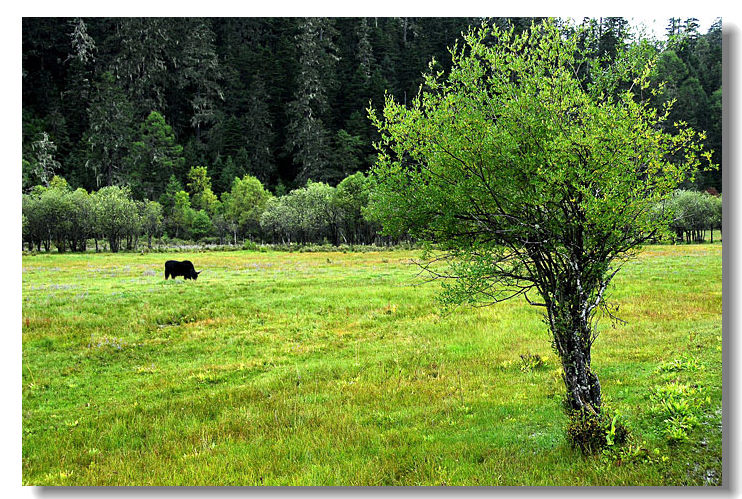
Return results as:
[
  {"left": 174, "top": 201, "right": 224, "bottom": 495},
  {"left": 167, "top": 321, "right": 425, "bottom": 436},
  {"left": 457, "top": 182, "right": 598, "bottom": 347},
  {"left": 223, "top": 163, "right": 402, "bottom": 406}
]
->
[
  {"left": 22, "top": 170, "right": 384, "bottom": 251},
  {"left": 366, "top": 20, "right": 713, "bottom": 424},
  {"left": 22, "top": 17, "right": 722, "bottom": 198}
]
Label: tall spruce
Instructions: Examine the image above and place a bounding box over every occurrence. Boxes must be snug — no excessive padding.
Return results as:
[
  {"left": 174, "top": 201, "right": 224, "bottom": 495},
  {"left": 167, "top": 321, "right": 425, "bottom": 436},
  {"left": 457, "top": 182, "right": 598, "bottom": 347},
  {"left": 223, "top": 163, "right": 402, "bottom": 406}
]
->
[
  {"left": 85, "top": 72, "right": 134, "bottom": 187},
  {"left": 286, "top": 17, "right": 339, "bottom": 184}
]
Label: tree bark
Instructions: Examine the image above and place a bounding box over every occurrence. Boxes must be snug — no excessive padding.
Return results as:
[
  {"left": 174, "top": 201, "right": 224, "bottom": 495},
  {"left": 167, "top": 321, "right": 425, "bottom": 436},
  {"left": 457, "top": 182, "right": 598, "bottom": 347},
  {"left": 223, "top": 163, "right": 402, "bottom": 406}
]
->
[
  {"left": 548, "top": 293, "right": 602, "bottom": 414},
  {"left": 555, "top": 331, "right": 602, "bottom": 414}
]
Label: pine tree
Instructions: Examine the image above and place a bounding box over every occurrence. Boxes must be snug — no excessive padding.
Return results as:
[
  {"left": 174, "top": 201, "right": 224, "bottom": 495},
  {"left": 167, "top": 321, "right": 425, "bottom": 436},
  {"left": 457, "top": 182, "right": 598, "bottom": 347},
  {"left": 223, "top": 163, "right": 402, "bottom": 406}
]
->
[
  {"left": 175, "top": 18, "right": 224, "bottom": 140},
  {"left": 244, "top": 75, "right": 276, "bottom": 184},
  {"left": 286, "top": 18, "right": 339, "bottom": 184},
  {"left": 31, "top": 132, "right": 61, "bottom": 186},
  {"left": 126, "top": 111, "right": 185, "bottom": 200},
  {"left": 85, "top": 72, "right": 134, "bottom": 187},
  {"left": 112, "top": 18, "right": 173, "bottom": 119}
]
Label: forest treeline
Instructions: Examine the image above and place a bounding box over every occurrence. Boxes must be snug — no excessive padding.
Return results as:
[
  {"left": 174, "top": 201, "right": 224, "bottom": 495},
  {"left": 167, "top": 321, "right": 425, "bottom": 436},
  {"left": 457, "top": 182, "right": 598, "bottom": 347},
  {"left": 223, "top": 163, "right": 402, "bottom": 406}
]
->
[{"left": 22, "top": 17, "right": 722, "bottom": 251}]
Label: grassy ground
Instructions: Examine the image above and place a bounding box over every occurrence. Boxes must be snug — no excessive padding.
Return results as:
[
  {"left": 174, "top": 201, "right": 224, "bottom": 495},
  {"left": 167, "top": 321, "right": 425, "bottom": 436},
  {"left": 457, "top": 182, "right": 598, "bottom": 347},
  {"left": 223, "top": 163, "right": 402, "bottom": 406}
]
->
[{"left": 21, "top": 244, "right": 722, "bottom": 486}]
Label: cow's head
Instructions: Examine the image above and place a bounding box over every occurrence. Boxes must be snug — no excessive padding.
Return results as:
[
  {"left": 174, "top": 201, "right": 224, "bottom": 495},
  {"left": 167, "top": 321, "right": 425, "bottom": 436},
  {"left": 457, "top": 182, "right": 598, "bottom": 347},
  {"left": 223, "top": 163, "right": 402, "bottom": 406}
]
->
[{"left": 192, "top": 270, "right": 202, "bottom": 280}]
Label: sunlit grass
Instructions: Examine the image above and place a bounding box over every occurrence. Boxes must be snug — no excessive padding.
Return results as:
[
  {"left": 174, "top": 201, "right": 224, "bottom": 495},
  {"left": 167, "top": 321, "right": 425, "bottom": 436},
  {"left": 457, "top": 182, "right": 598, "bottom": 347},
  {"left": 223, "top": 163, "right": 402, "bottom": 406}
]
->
[{"left": 22, "top": 244, "right": 722, "bottom": 485}]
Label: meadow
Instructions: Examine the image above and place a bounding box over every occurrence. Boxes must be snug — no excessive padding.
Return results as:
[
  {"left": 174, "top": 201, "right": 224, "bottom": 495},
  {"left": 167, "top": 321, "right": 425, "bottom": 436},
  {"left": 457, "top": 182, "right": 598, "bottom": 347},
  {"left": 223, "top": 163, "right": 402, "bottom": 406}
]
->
[{"left": 21, "top": 244, "right": 722, "bottom": 486}]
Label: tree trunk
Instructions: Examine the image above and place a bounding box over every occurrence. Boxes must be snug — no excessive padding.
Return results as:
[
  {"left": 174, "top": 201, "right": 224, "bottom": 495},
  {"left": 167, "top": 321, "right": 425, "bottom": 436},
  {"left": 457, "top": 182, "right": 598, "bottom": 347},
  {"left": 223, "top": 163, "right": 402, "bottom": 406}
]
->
[{"left": 549, "top": 301, "right": 602, "bottom": 414}]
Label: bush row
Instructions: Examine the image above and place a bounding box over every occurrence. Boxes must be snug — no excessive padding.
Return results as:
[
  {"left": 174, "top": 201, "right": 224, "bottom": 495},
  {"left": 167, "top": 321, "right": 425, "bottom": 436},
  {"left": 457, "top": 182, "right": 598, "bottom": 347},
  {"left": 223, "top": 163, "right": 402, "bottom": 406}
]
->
[{"left": 22, "top": 173, "right": 722, "bottom": 253}]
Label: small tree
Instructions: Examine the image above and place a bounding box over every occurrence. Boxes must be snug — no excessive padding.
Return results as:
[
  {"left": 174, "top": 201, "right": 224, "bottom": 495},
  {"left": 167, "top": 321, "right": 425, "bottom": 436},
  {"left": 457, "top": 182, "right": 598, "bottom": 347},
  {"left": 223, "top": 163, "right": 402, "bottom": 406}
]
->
[
  {"left": 223, "top": 175, "right": 272, "bottom": 242},
  {"left": 171, "top": 190, "right": 193, "bottom": 240},
  {"left": 31, "top": 132, "right": 61, "bottom": 187},
  {"left": 139, "top": 200, "right": 164, "bottom": 248},
  {"left": 190, "top": 209, "right": 213, "bottom": 241},
  {"left": 260, "top": 195, "right": 299, "bottom": 244},
  {"left": 65, "top": 188, "right": 94, "bottom": 251},
  {"left": 368, "top": 20, "right": 711, "bottom": 419},
  {"left": 37, "top": 177, "right": 74, "bottom": 252},
  {"left": 334, "top": 172, "right": 375, "bottom": 244},
  {"left": 92, "top": 185, "right": 138, "bottom": 252}
]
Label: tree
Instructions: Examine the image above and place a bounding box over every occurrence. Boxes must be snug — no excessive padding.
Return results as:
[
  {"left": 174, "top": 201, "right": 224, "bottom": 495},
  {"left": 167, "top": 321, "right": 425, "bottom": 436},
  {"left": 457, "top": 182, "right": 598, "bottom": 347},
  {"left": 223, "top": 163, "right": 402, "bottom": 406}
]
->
[
  {"left": 222, "top": 174, "right": 272, "bottom": 242},
  {"left": 22, "top": 193, "right": 45, "bottom": 251},
  {"left": 30, "top": 132, "right": 61, "bottom": 187},
  {"left": 190, "top": 209, "right": 214, "bottom": 241},
  {"left": 139, "top": 200, "right": 164, "bottom": 248},
  {"left": 334, "top": 171, "right": 374, "bottom": 244},
  {"left": 170, "top": 190, "right": 193, "bottom": 239},
  {"left": 85, "top": 72, "right": 134, "bottom": 187},
  {"left": 186, "top": 165, "right": 219, "bottom": 215},
  {"left": 286, "top": 18, "right": 339, "bottom": 183},
  {"left": 367, "top": 21, "right": 711, "bottom": 421},
  {"left": 112, "top": 18, "right": 173, "bottom": 119},
  {"left": 127, "top": 111, "right": 185, "bottom": 200},
  {"left": 25, "top": 177, "right": 73, "bottom": 252},
  {"left": 260, "top": 195, "right": 298, "bottom": 243},
  {"left": 174, "top": 18, "right": 224, "bottom": 139},
  {"left": 91, "top": 185, "right": 139, "bottom": 252},
  {"left": 159, "top": 175, "right": 184, "bottom": 217},
  {"left": 65, "top": 187, "right": 94, "bottom": 251}
]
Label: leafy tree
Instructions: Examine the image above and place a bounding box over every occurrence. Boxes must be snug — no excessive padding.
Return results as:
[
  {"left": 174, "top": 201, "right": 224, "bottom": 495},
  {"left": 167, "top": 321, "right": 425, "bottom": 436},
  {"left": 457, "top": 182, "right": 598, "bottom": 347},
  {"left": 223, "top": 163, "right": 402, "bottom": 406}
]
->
[
  {"left": 334, "top": 171, "right": 374, "bottom": 243},
  {"left": 22, "top": 193, "right": 44, "bottom": 251},
  {"left": 139, "top": 200, "right": 164, "bottom": 248},
  {"left": 664, "top": 190, "right": 719, "bottom": 243},
  {"left": 22, "top": 178, "right": 72, "bottom": 252},
  {"left": 367, "top": 21, "right": 711, "bottom": 419},
  {"left": 91, "top": 185, "right": 139, "bottom": 252},
  {"left": 186, "top": 165, "right": 219, "bottom": 215},
  {"left": 170, "top": 190, "right": 193, "bottom": 239},
  {"left": 260, "top": 180, "right": 339, "bottom": 244},
  {"left": 65, "top": 187, "right": 94, "bottom": 251},
  {"left": 260, "top": 195, "right": 298, "bottom": 243},
  {"left": 190, "top": 209, "right": 214, "bottom": 241},
  {"left": 222, "top": 174, "right": 272, "bottom": 241}
]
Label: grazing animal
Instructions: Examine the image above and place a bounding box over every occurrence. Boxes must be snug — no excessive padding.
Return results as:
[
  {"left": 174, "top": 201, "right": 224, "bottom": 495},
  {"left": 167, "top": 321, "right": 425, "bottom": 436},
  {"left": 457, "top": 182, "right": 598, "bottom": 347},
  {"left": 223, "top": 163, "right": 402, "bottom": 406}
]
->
[{"left": 164, "top": 260, "right": 201, "bottom": 280}]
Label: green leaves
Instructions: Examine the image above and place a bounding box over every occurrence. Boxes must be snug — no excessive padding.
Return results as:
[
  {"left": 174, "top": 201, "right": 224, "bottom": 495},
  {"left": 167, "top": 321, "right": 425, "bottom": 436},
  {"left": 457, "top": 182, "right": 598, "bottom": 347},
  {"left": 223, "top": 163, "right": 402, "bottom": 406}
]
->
[{"left": 368, "top": 18, "right": 713, "bottom": 315}]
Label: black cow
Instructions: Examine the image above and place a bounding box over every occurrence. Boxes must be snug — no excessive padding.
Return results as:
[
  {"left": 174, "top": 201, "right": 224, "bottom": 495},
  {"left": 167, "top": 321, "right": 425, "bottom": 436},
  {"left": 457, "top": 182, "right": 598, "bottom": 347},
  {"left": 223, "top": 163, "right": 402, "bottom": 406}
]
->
[{"left": 164, "top": 260, "right": 201, "bottom": 280}]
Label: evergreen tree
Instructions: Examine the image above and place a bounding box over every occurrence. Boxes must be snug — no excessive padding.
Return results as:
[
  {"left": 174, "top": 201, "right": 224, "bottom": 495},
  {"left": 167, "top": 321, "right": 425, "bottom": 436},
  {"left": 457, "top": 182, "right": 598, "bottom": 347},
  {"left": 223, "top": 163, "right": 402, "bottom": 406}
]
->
[
  {"left": 286, "top": 18, "right": 339, "bottom": 184},
  {"left": 244, "top": 75, "right": 276, "bottom": 184},
  {"left": 174, "top": 18, "right": 224, "bottom": 140},
  {"left": 112, "top": 18, "right": 173, "bottom": 119},
  {"left": 85, "top": 71, "right": 134, "bottom": 187},
  {"left": 126, "top": 111, "right": 185, "bottom": 200},
  {"left": 30, "top": 132, "right": 61, "bottom": 187}
]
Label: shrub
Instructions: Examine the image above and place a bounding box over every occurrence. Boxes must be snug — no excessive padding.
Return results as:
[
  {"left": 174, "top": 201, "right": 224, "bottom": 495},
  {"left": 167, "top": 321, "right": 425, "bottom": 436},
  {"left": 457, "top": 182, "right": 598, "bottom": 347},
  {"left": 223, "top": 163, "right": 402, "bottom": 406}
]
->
[
  {"left": 242, "top": 240, "right": 260, "bottom": 251},
  {"left": 565, "top": 408, "right": 629, "bottom": 454}
]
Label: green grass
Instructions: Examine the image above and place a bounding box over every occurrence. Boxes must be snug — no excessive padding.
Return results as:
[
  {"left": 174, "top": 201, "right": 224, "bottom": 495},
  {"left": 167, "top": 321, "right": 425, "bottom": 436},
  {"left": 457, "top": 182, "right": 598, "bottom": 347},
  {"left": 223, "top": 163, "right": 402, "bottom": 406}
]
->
[{"left": 21, "top": 244, "right": 722, "bottom": 485}]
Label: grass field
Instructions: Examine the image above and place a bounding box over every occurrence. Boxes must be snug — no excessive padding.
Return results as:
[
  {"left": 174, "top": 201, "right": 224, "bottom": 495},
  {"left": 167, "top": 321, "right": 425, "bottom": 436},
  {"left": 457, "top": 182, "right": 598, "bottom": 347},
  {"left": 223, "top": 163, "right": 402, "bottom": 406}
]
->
[{"left": 21, "top": 244, "right": 722, "bottom": 486}]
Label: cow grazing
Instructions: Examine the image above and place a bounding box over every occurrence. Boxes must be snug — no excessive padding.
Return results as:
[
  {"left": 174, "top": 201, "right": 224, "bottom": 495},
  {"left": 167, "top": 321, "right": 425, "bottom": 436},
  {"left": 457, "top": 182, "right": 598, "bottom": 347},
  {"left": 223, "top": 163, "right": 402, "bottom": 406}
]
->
[{"left": 164, "top": 260, "right": 201, "bottom": 280}]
